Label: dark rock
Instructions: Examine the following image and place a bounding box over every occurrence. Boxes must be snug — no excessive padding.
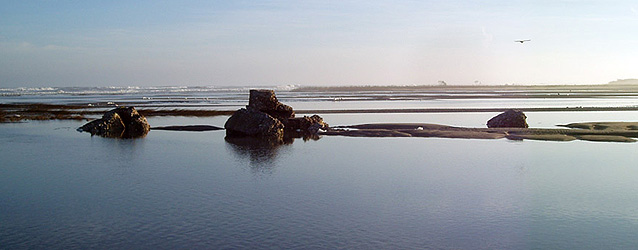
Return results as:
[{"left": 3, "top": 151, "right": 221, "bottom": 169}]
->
[
  {"left": 284, "top": 115, "right": 329, "bottom": 133},
  {"left": 487, "top": 109, "right": 528, "bottom": 128},
  {"left": 247, "top": 89, "right": 294, "bottom": 120},
  {"left": 225, "top": 90, "right": 328, "bottom": 142},
  {"left": 79, "top": 107, "right": 150, "bottom": 138},
  {"left": 280, "top": 115, "right": 328, "bottom": 141},
  {"left": 224, "top": 108, "right": 284, "bottom": 139}
]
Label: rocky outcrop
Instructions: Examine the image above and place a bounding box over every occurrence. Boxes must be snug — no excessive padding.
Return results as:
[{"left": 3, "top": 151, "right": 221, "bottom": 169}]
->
[
  {"left": 284, "top": 115, "right": 329, "bottom": 135},
  {"left": 487, "top": 109, "right": 528, "bottom": 128},
  {"left": 247, "top": 89, "right": 295, "bottom": 121},
  {"left": 225, "top": 90, "right": 328, "bottom": 141},
  {"left": 224, "top": 108, "right": 284, "bottom": 138},
  {"left": 79, "top": 107, "right": 150, "bottom": 138}
]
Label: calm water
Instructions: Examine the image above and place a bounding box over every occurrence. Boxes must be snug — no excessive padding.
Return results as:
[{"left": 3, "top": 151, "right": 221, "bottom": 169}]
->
[{"left": 3, "top": 87, "right": 638, "bottom": 249}]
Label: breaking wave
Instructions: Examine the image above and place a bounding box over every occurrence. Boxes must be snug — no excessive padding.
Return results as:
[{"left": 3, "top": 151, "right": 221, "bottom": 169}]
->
[{"left": 0, "top": 85, "right": 300, "bottom": 96}]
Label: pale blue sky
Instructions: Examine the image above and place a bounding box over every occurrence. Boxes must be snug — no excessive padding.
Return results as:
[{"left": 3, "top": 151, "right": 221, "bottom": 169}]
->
[{"left": 1, "top": 0, "right": 637, "bottom": 87}]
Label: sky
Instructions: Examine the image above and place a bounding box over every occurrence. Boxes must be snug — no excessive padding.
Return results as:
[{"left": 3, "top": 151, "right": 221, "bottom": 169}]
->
[{"left": 1, "top": 0, "right": 637, "bottom": 87}]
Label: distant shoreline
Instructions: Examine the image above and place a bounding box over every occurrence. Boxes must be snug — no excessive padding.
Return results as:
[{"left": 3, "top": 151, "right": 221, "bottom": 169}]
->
[{"left": 291, "top": 83, "right": 638, "bottom": 92}]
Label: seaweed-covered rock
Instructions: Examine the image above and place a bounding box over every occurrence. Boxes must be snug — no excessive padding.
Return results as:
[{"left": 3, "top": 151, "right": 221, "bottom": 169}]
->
[
  {"left": 224, "top": 108, "right": 284, "bottom": 139},
  {"left": 79, "top": 107, "right": 150, "bottom": 138},
  {"left": 487, "top": 109, "right": 528, "bottom": 128}
]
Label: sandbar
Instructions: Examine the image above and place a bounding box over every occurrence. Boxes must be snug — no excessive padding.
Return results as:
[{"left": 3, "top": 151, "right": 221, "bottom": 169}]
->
[{"left": 322, "top": 122, "right": 638, "bottom": 143}]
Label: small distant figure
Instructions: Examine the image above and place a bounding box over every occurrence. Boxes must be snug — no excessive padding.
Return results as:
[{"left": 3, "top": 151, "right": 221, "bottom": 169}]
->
[{"left": 515, "top": 39, "right": 531, "bottom": 43}]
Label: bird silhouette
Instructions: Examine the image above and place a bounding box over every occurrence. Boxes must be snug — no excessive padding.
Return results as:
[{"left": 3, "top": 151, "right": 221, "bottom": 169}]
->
[{"left": 515, "top": 39, "right": 531, "bottom": 43}]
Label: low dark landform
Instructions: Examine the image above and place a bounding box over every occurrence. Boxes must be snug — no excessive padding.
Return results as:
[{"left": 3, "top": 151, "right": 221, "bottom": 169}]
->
[{"left": 608, "top": 78, "right": 638, "bottom": 85}]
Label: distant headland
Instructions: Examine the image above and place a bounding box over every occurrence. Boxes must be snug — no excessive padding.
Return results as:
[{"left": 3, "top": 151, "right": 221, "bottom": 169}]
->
[{"left": 608, "top": 79, "right": 638, "bottom": 85}]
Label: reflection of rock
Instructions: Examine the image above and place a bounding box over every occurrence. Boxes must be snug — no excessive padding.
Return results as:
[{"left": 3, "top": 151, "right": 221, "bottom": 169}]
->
[
  {"left": 487, "top": 109, "right": 528, "bottom": 128},
  {"left": 225, "top": 89, "right": 328, "bottom": 141},
  {"left": 225, "top": 131, "right": 320, "bottom": 163},
  {"left": 225, "top": 136, "right": 290, "bottom": 174},
  {"left": 79, "top": 107, "right": 150, "bottom": 138},
  {"left": 225, "top": 136, "right": 288, "bottom": 152}
]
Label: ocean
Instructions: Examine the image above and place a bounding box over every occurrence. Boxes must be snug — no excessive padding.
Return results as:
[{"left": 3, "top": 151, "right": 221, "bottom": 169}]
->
[{"left": 2, "top": 85, "right": 638, "bottom": 249}]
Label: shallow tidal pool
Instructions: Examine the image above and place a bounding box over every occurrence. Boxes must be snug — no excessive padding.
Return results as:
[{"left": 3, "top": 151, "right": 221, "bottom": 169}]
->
[{"left": 2, "top": 116, "right": 638, "bottom": 249}]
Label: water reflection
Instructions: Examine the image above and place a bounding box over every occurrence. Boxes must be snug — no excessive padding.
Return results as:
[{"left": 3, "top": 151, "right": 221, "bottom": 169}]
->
[
  {"left": 92, "top": 137, "right": 146, "bottom": 168},
  {"left": 224, "top": 135, "right": 320, "bottom": 175}
]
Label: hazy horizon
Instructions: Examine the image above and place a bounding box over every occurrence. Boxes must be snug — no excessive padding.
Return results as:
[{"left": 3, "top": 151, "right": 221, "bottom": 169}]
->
[
  {"left": 5, "top": 80, "right": 638, "bottom": 90},
  {"left": 2, "top": 1, "right": 638, "bottom": 88}
]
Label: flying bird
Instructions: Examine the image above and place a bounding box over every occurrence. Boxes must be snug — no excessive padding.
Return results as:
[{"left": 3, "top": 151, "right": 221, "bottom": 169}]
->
[{"left": 515, "top": 39, "right": 531, "bottom": 43}]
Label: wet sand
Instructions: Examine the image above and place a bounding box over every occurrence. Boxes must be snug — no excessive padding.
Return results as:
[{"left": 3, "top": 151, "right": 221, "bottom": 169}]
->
[{"left": 322, "top": 122, "right": 638, "bottom": 143}]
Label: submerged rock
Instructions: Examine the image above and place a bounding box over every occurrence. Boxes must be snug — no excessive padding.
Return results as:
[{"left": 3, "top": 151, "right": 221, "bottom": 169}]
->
[
  {"left": 487, "top": 109, "right": 528, "bottom": 128},
  {"left": 78, "top": 107, "right": 150, "bottom": 138}
]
